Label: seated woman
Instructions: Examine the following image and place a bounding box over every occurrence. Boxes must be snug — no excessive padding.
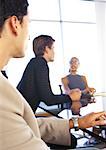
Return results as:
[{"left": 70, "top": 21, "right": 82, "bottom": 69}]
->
[
  {"left": 61, "top": 57, "right": 96, "bottom": 115},
  {"left": 62, "top": 57, "right": 105, "bottom": 145}
]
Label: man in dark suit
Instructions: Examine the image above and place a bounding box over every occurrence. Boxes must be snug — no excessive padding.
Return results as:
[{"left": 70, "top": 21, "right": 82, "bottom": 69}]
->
[{"left": 17, "top": 35, "right": 81, "bottom": 113}]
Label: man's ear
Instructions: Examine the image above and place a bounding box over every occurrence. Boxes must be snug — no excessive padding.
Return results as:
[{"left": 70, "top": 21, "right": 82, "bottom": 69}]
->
[{"left": 9, "top": 16, "right": 20, "bottom": 36}]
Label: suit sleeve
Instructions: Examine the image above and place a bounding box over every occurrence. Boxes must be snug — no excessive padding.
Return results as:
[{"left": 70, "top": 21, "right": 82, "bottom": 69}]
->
[
  {"left": 23, "top": 99, "right": 71, "bottom": 146},
  {"left": 37, "top": 117, "right": 71, "bottom": 146},
  {"left": 34, "top": 60, "right": 71, "bottom": 106}
]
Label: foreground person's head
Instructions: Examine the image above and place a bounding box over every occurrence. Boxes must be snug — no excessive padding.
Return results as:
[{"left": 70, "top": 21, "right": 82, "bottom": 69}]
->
[{"left": 0, "top": 0, "right": 29, "bottom": 61}]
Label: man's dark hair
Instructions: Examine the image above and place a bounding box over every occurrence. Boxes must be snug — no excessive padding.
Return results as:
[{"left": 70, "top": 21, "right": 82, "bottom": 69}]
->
[
  {"left": 0, "top": 0, "right": 29, "bottom": 28},
  {"left": 33, "top": 35, "right": 55, "bottom": 56}
]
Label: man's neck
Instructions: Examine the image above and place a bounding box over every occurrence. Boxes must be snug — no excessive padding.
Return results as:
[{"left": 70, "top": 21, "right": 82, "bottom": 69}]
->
[
  {"left": 0, "top": 49, "right": 9, "bottom": 70},
  {"left": 42, "top": 55, "right": 49, "bottom": 62}
]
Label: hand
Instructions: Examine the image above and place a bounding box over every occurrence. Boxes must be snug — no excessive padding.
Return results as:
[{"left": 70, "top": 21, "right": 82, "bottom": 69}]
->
[
  {"left": 82, "top": 87, "right": 96, "bottom": 95},
  {"left": 89, "top": 88, "right": 96, "bottom": 95},
  {"left": 78, "top": 111, "right": 106, "bottom": 129},
  {"left": 69, "top": 88, "right": 81, "bottom": 101},
  {"left": 71, "top": 101, "right": 82, "bottom": 115}
]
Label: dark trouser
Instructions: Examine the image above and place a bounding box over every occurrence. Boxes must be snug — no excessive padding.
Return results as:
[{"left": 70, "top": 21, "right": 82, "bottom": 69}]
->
[{"left": 47, "top": 134, "right": 77, "bottom": 149}]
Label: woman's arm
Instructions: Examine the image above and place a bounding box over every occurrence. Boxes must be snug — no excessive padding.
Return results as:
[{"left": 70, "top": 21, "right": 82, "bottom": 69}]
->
[
  {"left": 61, "top": 77, "right": 70, "bottom": 95},
  {"left": 81, "top": 75, "right": 96, "bottom": 94}
]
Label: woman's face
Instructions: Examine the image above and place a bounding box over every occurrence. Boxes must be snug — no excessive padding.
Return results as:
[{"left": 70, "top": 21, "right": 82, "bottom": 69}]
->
[{"left": 70, "top": 58, "right": 79, "bottom": 72}]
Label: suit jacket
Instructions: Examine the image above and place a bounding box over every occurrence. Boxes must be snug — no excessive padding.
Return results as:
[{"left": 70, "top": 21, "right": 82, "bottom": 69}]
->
[
  {"left": 17, "top": 56, "right": 71, "bottom": 112},
  {"left": 0, "top": 72, "right": 71, "bottom": 150}
]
